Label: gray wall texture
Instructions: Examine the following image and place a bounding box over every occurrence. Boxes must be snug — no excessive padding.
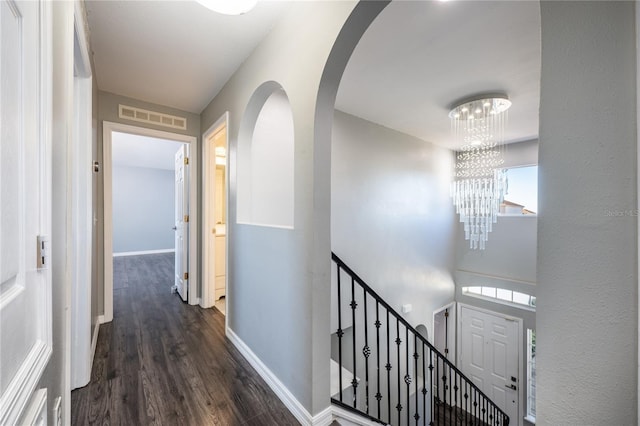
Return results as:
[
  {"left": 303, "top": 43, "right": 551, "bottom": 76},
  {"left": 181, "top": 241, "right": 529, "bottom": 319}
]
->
[
  {"left": 112, "top": 165, "right": 175, "bottom": 253},
  {"left": 537, "top": 2, "right": 637, "bottom": 423}
]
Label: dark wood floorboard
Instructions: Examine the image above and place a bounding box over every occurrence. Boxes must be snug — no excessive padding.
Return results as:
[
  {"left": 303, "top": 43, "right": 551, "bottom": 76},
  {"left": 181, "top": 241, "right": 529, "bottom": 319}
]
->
[{"left": 72, "top": 253, "right": 300, "bottom": 426}]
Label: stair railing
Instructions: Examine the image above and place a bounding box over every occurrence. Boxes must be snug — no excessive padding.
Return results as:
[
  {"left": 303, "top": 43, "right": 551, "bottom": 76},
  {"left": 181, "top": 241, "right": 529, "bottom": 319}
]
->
[{"left": 331, "top": 252, "right": 509, "bottom": 426}]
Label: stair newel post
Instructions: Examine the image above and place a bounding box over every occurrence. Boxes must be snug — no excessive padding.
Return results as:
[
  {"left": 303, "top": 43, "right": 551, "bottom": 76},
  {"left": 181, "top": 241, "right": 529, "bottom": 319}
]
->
[
  {"left": 336, "top": 264, "right": 343, "bottom": 403},
  {"left": 387, "top": 310, "right": 391, "bottom": 424}
]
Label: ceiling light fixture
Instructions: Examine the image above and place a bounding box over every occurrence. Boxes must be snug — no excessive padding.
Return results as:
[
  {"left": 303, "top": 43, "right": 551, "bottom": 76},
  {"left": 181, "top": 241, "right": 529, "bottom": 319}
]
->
[
  {"left": 195, "top": 0, "right": 258, "bottom": 15},
  {"left": 449, "top": 94, "right": 511, "bottom": 250}
]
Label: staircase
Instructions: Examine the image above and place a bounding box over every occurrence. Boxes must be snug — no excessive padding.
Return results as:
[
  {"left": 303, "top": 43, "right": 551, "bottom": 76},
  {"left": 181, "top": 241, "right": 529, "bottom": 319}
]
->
[{"left": 330, "top": 253, "right": 509, "bottom": 426}]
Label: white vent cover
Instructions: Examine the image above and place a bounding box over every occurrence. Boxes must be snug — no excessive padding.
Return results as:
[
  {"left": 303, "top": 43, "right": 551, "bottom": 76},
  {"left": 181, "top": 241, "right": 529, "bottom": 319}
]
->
[{"left": 118, "top": 104, "right": 187, "bottom": 130}]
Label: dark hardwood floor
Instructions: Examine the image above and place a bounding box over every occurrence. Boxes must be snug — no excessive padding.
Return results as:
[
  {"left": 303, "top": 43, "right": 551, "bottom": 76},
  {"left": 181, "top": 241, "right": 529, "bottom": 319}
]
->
[{"left": 71, "top": 253, "right": 300, "bottom": 426}]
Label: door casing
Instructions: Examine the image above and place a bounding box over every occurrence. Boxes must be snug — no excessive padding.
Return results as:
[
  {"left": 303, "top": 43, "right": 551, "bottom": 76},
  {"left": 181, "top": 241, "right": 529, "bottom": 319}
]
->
[
  {"left": 103, "top": 121, "right": 199, "bottom": 322},
  {"left": 201, "top": 113, "right": 229, "bottom": 322}
]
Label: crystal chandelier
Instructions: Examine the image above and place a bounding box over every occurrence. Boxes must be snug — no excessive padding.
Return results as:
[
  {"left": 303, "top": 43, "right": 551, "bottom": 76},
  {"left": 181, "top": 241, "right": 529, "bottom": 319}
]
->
[{"left": 450, "top": 95, "right": 511, "bottom": 250}]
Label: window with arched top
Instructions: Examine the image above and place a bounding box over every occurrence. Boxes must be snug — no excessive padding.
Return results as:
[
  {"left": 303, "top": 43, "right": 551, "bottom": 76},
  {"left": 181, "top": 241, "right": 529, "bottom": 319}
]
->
[{"left": 237, "top": 83, "right": 294, "bottom": 228}]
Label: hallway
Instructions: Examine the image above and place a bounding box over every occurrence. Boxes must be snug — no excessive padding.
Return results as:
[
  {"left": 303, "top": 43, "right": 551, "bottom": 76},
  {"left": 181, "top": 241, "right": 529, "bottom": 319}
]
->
[{"left": 71, "top": 253, "right": 299, "bottom": 425}]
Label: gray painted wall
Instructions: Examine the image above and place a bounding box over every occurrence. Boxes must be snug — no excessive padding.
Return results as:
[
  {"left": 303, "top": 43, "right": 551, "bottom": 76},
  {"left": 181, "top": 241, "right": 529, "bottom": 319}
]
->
[
  {"left": 112, "top": 165, "right": 175, "bottom": 253},
  {"left": 331, "top": 110, "right": 456, "bottom": 335},
  {"left": 200, "top": 2, "right": 364, "bottom": 414},
  {"left": 538, "top": 2, "right": 637, "bottom": 423}
]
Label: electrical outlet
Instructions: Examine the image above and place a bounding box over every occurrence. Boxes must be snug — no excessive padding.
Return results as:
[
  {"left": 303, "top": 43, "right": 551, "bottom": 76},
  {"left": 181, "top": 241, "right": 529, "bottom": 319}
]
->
[{"left": 53, "top": 396, "right": 61, "bottom": 426}]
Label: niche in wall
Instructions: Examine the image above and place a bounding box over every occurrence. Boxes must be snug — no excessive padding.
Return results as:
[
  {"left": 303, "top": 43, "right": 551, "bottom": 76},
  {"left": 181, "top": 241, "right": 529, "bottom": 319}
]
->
[{"left": 237, "top": 82, "right": 294, "bottom": 228}]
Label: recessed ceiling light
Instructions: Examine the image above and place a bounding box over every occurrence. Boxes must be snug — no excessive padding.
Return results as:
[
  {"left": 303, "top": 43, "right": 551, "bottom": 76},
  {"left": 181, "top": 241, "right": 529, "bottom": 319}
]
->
[{"left": 196, "top": 0, "right": 258, "bottom": 15}]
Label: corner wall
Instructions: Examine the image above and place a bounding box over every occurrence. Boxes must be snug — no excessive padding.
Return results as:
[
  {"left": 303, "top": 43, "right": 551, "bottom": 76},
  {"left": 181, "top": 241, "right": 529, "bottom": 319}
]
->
[{"left": 537, "top": 2, "right": 637, "bottom": 423}]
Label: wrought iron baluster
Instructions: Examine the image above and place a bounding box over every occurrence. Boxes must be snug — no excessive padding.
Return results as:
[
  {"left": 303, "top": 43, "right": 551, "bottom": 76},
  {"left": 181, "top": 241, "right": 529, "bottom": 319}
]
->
[
  {"left": 351, "top": 276, "right": 357, "bottom": 408},
  {"left": 396, "top": 318, "right": 402, "bottom": 426},
  {"left": 363, "top": 288, "right": 369, "bottom": 414},
  {"left": 421, "top": 341, "right": 426, "bottom": 426},
  {"left": 336, "top": 265, "right": 343, "bottom": 402},
  {"left": 404, "top": 327, "right": 408, "bottom": 426},
  {"left": 429, "top": 347, "right": 434, "bottom": 426},
  {"left": 375, "top": 301, "right": 381, "bottom": 419},
  {"left": 414, "top": 333, "right": 418, "bottom": 425},
  {"left": 387, "top": 310, "right": 391, "bottom": 424}
]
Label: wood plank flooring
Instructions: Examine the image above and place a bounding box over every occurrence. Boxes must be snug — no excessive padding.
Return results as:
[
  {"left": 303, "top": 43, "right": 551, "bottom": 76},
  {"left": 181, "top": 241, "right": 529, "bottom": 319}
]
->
[{"left": 71, "top": 253, "right": 300, "bottom": 426}]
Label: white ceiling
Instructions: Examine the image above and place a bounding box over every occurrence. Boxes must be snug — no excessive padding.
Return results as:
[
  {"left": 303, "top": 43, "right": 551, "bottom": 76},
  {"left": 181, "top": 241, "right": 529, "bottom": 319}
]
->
[
  {"left": 335, "top": 1, "right": 541, "bottom": 150},
  {"left": 86, "top": 1, "right": 541, "bottom": 149},
  {"left": 85, "top": 0, "right": 290, "bottom": 113},
  {"left": 112, "top": 132, "right": 184, "bottom": 170}
]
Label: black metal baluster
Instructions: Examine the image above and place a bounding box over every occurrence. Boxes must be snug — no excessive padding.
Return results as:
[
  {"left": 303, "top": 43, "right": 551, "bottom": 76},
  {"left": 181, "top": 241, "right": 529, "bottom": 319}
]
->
[
  {"left": 448, "top": 365, "right": 452, "bottom": 426},
  {"left": 363, "top": 288, "right": 370, "bottom": 415},
  {"left": 351, "top": 277, "right": 357, "bottom": 408},
  {"left": 414, "top": 334, "right": 418, "bottom": 425},
  {"left": 396, "top": 319, "right": 402, "bottom": 426},
  {"left": 429, "top": 347, "right": 434, "bottom": 426},
  {"left": 435, "top": 349, "right": 440, "bottom": 424},
  {"left": 336, "top": 265, "right": 343, "bottom": 403},
  {"left": 406, "top": 327, "right": 410, "bottom": 426},
  {"left": 375, "top": 301, "right": 381, "bottom": 419},
  {"left": 387, "top": 310, "right": 391, "bottom": 424},
  {"left": 422, "top": 341, "right": 426, "bottom": 426}
]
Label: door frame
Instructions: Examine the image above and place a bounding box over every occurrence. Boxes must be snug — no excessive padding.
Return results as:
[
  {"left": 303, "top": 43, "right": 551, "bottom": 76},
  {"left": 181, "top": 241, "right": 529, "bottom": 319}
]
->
[
  {"left": 457, "top": 303, "right": 524, "bottom": 426},
  {"left": 433, "top": 302, "right": 456, "bottom": 362},
  {"left": 103, "top": 121, "right": 199, "bottom": 322},
  {"left": 201, "top": 113, "right": 229, "bottom": 317},
  {"left": 70, "top": 0, "right": 94, "bottom": 391}
]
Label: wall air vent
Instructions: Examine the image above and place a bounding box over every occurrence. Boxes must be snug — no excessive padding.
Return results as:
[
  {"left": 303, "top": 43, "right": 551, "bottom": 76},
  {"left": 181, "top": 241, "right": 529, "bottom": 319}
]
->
[{"left": 118, "top": 104, "right": 187, "bottom": 130}]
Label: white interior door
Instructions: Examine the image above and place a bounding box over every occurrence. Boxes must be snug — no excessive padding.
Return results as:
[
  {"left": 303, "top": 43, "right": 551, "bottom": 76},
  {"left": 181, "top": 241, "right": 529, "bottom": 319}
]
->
[
  {"left": 458, "top": 305, "right": 519, "bottom": 425},
  {"left": 0, "top": 1, "right": 53, "bottom": 424},
  {"left": 174, "top": 145, "right": 189, "bottom": 301}
]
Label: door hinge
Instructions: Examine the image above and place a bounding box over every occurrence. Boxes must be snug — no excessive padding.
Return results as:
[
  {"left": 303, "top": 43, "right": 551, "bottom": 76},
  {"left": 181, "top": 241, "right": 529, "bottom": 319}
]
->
[
  {"left": 37, "top": 235, "right": 49, "bottom": 270},
  {"left": 184, "top": 214, "right": 189, "bottom": 223},
  {"left": 444, "top": 310, "right": 449, "bottom": 318},
  {"left": 184, "top": 272, "right": 189, "bottom": 280},
  {"left": 184, "top": 157, "right": 189, "bottom": 165}
]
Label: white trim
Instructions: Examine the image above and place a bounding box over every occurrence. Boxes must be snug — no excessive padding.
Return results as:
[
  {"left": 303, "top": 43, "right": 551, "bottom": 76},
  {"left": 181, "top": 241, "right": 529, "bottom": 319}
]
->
[
  {"left": 20, "top": 388, "right": 47, "bottom": 425},
  {"left": 89, "top": 320, "right": 100, "bottom": 377},
  {"left": 327, "top": 404, "right": 382, "bottom": 426},
  {"left": 70, "top": 3, "right": 93, "bottom": 388},
  {"left": 113, "top": 248, "right": 175, "bottom": 257},
  {"left": 0, "top": 341, "right": 52, "bottom": 426},
  {"left": 202, "top": 112, "right": 229, "bottom": 311},
  {"left": 98, "top": 314, "right": 106, "bottom": 325},
  {"left": 311, "top": 406, "right": 333, "bottom": 426},
  {"left": 457, "top": 303, "right": 524, "bottom": 426},
  {"left": 236, "top": 221, "right": 294, "bottom": 230},
  {"left": 226, "top": 328, "right": 314, "bottom": 425},
  {"left": 524, "top": 414, "right": 536, "bottom": 424},
  {"left": 103, "top": 121, "right": 199, "bottom": 323}
]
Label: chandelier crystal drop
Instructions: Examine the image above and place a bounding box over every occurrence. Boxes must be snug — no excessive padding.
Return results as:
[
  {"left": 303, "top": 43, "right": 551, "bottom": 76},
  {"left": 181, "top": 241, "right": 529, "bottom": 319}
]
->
[{"left": 449, "top": 95, "right": 511, "bottom": 250}]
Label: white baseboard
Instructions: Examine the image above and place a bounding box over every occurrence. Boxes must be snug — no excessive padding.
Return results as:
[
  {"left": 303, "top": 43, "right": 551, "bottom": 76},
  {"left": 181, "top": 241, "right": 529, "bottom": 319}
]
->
[
  {"left": 312, "top": 406, "right": 334, "bottom": 426},
  {"left": 226, "top": 328, "right": 314, "bottom": 425},
  {"left": 98, "top": 314, "right": 107, "bottom": 324},
  {"left": 225, "top": 328, "right": 376, "bottom": 426},
  {"left": 113, "top": 249, "right": 175, "bottom": 257}
]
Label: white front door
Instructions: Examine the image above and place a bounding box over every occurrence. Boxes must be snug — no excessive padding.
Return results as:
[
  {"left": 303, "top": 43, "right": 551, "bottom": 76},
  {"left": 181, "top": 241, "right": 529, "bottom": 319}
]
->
[
  {"left": 0, "top": 1, "right": 53, "bottom": 424},
  {"left": 458, "top": 305, "right": 519, "bottom": 425},
  {"left": 174, "top": 145, "right": 189, "bottom": 301}
]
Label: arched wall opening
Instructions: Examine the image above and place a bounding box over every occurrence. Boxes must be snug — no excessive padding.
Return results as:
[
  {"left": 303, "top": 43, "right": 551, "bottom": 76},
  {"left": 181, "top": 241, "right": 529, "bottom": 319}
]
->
[{"left": 237, "top": 81, "right": 294, "bottom": 228}]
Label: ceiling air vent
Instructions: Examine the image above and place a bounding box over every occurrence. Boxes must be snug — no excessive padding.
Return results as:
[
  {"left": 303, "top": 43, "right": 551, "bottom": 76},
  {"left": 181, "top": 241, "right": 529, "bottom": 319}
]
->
[{"left": 118, "top": 104, "right": 187, "bottom": 130}]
